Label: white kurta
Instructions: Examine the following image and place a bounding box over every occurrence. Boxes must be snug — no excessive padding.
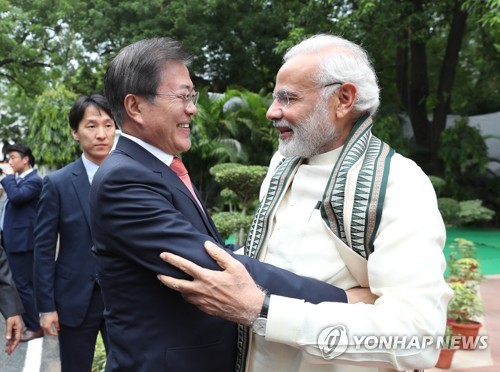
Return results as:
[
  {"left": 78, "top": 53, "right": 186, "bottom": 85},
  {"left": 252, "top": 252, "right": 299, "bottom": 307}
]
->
[{"left": 247, "top": 149, "right": 453, "bottom": 372}]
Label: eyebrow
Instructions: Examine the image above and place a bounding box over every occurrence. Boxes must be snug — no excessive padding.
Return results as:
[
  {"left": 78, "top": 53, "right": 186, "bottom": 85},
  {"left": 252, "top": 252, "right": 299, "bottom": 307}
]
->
[{"left": 177, "top": 84, "right": 195, "bottom": 90}]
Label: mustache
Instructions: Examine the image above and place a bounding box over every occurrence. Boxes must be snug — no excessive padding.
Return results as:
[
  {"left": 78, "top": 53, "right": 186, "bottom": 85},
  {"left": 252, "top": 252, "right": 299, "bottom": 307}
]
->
[{"left": 273, "top": 120, "right": 292, "bottom": 129}]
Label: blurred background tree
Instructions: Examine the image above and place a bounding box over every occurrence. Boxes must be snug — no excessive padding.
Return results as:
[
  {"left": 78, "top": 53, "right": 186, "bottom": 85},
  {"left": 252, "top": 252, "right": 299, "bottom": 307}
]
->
[{"left": 1, "top": 0, "right": 499, "bottom": 226}]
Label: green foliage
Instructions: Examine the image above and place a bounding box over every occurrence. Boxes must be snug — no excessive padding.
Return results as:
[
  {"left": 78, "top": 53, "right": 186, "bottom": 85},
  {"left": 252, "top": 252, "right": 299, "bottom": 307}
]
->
[
  {"left": 447, "top": 281, "right": 484, "bottom": 324},
  {"left": 449, "top": 238, "right": 478, "bottom": 261},
  {"left": 27, "top": 84, "right": 79, "bottom": 167},
  {"left": 371, "top": 114, "right": 410, "bottom": 156},
  {"left": 183, "top": 89, "right": 274, "bottom": 205},
  {"left": 446, "top": 238, "right": 484, "bottom": 324},
  {"left": 210, "top": 163, "right": 267, "bottom": 212},
  {"left": 457, "top": 199, "right": 495, "bottom": 225},
  {"left": 448, "top": 258, "right": 482, "bottom": 283},
  {"left": 92, "top": 331, "right": 106, "bottom": 372},
  {"left": 439, "top": 118, "right": 489, "bottom": 197},
  {"left": 438, "top": 197, "right": 461, "bottom": 226},
  {"left": 437, "top": 198, "right": 495, "bottom": 227},
  {"left": 210, "top": 163, "right": 267, "bottom": 245},
  {"left": 428, "top": 175, "right": 446, "bottom": 197},
  {"left": 211, "top": 211, "right": 253, "bottom": 242}
]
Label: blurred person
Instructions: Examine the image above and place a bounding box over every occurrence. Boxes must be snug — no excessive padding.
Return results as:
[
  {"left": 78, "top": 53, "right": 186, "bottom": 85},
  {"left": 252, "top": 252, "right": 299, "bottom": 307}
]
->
[
  {"left": 0, "top": 143, "right": 43, "bottom": 342},
  {"left": 158, "top": 34, "right": 453, "bottom": 371},
  {"left": 87, "top": 37, "right": 375, "bottom": 372},
  {"left": 34, "top": 95, "right": 115, "bottom": 371},
  {"left": 0, "top": 241, "right": 23, "bottom": 355},
  {"left": 0, "top": 168, "right": 7, "bottom": 217}
]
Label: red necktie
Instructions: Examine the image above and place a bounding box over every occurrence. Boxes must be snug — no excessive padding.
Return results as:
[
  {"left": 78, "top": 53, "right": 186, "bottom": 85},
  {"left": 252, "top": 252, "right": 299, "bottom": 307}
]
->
[{"left": 170, "top": 157, "right": 204, "bottom": 211}]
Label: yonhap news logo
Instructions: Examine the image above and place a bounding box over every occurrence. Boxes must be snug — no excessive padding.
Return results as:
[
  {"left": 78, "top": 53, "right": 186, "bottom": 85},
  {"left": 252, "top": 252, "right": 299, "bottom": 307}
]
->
[
  {"left": 317, "top": 325, "right": 489, "bottom": 360},
  {"left": 317, "top": 325, "right": 348, "bottom": 359}
]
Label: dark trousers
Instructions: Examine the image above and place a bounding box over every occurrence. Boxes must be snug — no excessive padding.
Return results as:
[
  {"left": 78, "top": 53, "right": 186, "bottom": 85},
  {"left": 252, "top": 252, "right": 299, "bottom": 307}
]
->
[
  {"left": 58, "top": 283, "right": 109, "bottom": 372},
  {"left": 4, "top": 250, "right": 41, "bottom": 332}
]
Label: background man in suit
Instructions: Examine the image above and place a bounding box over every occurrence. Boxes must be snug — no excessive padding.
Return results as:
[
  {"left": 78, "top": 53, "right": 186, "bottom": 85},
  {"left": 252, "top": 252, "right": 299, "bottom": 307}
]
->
[
  {"left": 34, "top": 94, "right": 115, "bottom": 372},
  {"left": 0, "top": 143, "right": 43, "bottom": 342},
  {"left": 88, "top": 37, "right": 372, "bottom": 372},
  {"left": 0, "top": 241, "right": 23, "bottom": 355},
  {"left": 158, "top": 34, "right": 452, "bottom": 371}
]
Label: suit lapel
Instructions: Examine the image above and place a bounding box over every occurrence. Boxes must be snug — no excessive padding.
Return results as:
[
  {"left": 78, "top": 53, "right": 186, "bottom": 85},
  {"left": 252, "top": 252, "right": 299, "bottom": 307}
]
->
[
  {"left": 116, "top": 137, "right": 221, "bottom": 240},
  {"left": 71, "top": 158, "right": 91, "bottom": 227}
]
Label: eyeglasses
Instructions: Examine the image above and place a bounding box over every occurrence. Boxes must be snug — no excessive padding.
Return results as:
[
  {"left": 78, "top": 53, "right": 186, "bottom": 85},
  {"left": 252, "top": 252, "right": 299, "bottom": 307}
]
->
[
  {"left": 151, "top": 91, "right": 200, "bottom": 108},
  {"left": 272, "top": 82, "right": 343, "bottom": 108}
]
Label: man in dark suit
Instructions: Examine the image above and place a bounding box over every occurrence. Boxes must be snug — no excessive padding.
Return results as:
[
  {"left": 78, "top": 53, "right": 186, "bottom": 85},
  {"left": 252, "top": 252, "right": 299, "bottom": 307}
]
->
[
  {"left": 0, "top": 241, "right": 23, "bottom": 355},
  {"left": 0, "top": 143, "right": 43, "bottom": 342},
  {"left": 89, "top": 37, "right": 350, "bottom": 372},
  {"left": 34, "top": 95, "right": 115, "bottom": 372}
]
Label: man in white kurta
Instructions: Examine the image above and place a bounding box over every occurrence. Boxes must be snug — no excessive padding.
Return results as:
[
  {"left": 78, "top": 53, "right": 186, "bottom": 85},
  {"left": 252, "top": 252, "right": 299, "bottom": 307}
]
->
[
  {"left": 247, "top": 148, "right": 450, "bottom": 371},
  {"left": 157, "top": 34, "right": 453, "bottom": 372}
]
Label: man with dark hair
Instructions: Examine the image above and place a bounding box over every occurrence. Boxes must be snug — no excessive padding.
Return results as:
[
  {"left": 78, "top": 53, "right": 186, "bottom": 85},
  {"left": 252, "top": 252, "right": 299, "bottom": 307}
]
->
[
  {"left": 34, "top": 94, "right": 115, "bottom": 371},
  {"left": 88, "top": 37, "right": 365, "bottom": 371},
  {"left": 0, "top": 143, "right": 43, "bottom": 342}
]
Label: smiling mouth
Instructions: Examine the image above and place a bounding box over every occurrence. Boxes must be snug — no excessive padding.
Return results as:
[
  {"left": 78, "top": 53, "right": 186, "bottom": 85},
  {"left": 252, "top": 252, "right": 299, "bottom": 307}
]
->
[
  {"left": 276, "top": 126, "right": 293, "bottom": 134},
  {"left": 178, "top": 124, "right": 190, "bottom": 128}
]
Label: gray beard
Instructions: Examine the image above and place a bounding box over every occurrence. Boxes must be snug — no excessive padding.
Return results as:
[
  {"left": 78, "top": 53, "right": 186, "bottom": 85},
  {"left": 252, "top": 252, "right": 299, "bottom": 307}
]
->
[{"left": 277, "top": 101, "right": 338, "bottom": 158}]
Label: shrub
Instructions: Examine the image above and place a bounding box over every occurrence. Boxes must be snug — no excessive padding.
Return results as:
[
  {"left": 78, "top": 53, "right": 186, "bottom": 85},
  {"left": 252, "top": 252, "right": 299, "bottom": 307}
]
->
[
  {"left": 211, "top": 211, "right": 253, "bottom": 244},
  {"left": 429, "top": 175, "right": 446, "bottom": 197},
  {"left": 457, "top": 199, "right": 495, "bottom": 225},
  {"left": 438, "top": 197, "right": 461, "bottom": 226}
]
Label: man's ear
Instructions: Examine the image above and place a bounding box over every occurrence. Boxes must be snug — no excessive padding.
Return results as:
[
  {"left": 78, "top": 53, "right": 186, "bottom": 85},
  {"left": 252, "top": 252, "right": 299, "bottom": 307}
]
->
[
  {"left": 335, "top": 83, "right": 357, "bottom": 119},
  {"left": 124, "top": 94, "right": 146, "bottom": 125},
  {"left": 71, "top": 128, "right": 79, "bottom": 141}
]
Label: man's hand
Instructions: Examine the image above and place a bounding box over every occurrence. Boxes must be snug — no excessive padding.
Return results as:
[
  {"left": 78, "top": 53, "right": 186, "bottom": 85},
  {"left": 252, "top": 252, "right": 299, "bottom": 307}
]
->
[
  {"left": 346, "top": 286, "right": 379, "bottom": 304},
  {"left": 2, "top": 165, "right": 14, "bottom": 175},
  {"left": 5, "top": 315, "right": 22, "bottom": 355},
  {"left": 157, "top": 241, "right": 265, "bottom": 326},
  {"left": 40, "top": 311, "right": 60, "bottom": 336}
]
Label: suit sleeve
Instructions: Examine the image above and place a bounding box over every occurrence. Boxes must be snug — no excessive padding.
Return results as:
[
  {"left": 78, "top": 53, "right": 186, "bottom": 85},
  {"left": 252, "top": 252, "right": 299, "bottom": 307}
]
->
[
  {"left": 1, "top": 174, "right": 42, "bottom": 205},
  {"left": 34, "top": 176, "right": 60, "bottom": 313},
  {"left": 90, "top": 163, "right": 347, "bottom": 306},
  {"left": 0, "top": 243, "right": 24, "bottom": 318}
]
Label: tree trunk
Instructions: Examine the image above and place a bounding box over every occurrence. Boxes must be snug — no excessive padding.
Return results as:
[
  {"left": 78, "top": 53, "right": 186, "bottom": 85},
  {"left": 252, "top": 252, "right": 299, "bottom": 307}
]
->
[
  {"left": 409, "top": 36, "right": 430, "bottom": 147},
  {"left": 405, "top": 0, "right": 431, "bottom": 155},
  {"left": 396, "top": 29, "right": 409, "bottom": 112},
  {"left": 430, "top": 1, "right": 468, "bottom": 172}
]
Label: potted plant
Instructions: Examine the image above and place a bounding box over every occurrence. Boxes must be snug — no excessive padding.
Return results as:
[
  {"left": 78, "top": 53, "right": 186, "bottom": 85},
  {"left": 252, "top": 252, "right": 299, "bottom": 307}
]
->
[
  {"left": 445, "top": 237, "right": 484, "bottom": 350},
  {"left": 435, "top": 324, "right": 459, "bottom": 369},
  {"left": 446, "top": 281, "right": 483, "bottom": 350}
]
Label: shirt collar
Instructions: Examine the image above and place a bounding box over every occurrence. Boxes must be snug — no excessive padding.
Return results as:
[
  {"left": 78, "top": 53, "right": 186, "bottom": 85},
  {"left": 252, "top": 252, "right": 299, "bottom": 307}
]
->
[
  {"left": 120, "top": 132, "right": 174, "bottom": 166},
  {"left": 18, "top": 168, "right": 34, "bottom": 179},
  {"left": 81, "top": 154, "right": 100, "bottom": 184}
]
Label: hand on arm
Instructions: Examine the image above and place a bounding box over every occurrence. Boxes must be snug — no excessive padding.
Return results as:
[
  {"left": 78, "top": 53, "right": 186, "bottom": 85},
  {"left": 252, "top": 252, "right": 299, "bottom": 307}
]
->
[
  {"left": 39, "top": 311, "right": 59, "bottom": 336},
  {"left": 5, "top": 315, "right": 22, "bottom": 355},
  {"left": 158, "top": 241, "right": 266, "bottom": 326}
]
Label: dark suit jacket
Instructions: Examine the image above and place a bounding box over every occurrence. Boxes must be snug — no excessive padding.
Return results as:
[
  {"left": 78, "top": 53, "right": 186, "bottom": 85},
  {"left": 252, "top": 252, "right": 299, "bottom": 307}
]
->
[
  {"left": 34, "top": 158, "right": 99, "bottom": 327},
  {"left": 89, "top": 136, "right": 347, "bottom": 372},
  {"left": 0, "top": 242, "right": 24, "bottom": 319},
  {"left": 1, "top": 170, "right": 42, "bottom": 253}
]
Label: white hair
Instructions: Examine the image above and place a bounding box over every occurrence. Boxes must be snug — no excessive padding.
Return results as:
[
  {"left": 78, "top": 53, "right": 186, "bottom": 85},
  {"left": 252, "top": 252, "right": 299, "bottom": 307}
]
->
[{"left": 284, "top": 34, "right": 380, "bottom": 115}]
